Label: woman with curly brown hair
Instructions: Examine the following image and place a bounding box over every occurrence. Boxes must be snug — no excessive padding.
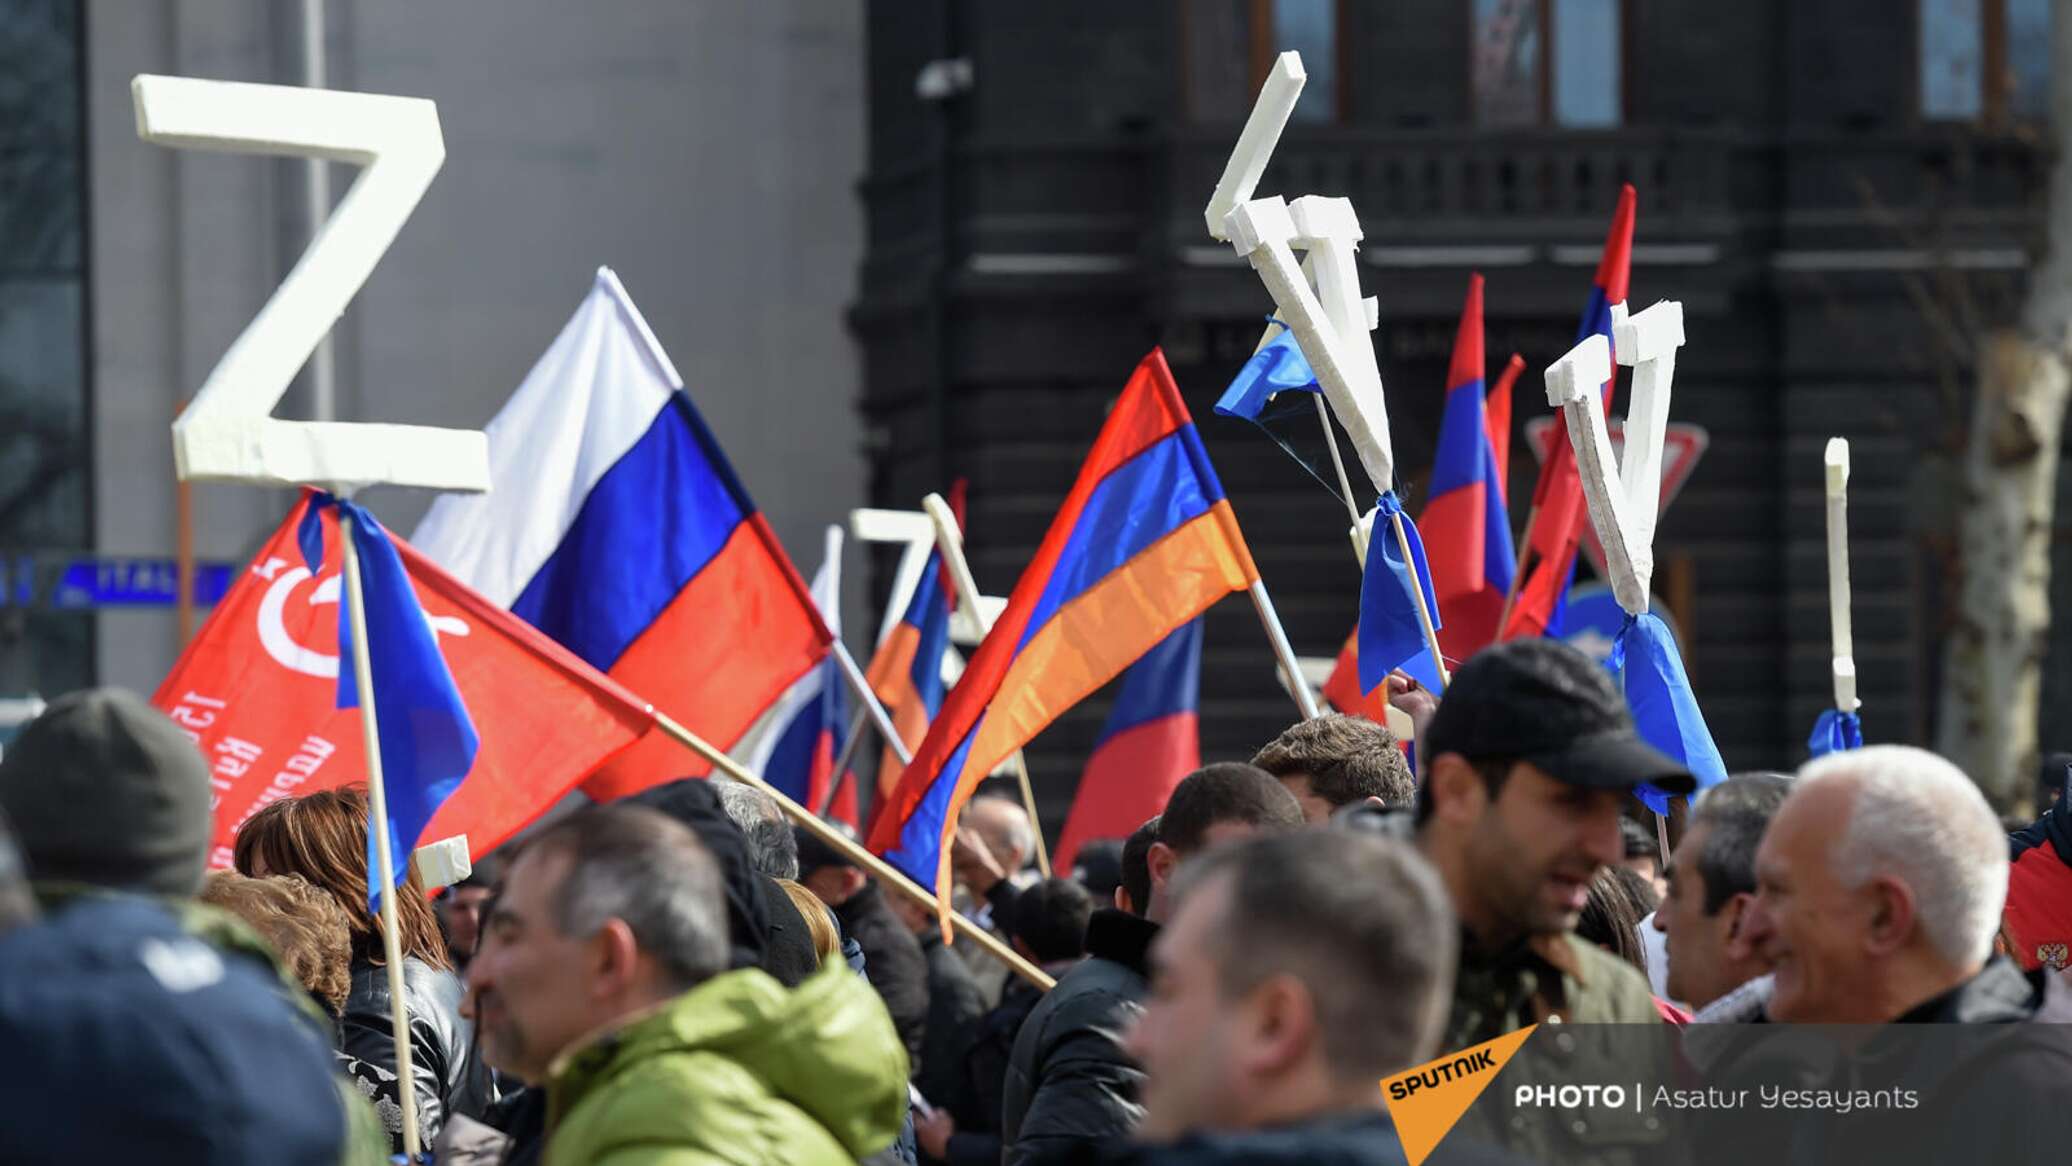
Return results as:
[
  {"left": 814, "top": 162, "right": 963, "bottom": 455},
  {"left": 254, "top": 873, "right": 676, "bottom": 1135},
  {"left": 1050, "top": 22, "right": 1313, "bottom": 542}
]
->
[
  {"left": 198, "top": 871, "right": 354, "bottom": 1017},
  {"left": 234, "top": 786, "right": 480, "bottom": 1150}
]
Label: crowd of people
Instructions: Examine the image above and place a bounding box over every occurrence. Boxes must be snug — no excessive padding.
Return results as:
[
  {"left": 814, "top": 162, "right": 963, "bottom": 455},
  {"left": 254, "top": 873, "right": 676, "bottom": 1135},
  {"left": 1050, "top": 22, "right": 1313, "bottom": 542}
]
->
[{"left": 3, "top": 638, "right": 2072, "bottom": 1163}]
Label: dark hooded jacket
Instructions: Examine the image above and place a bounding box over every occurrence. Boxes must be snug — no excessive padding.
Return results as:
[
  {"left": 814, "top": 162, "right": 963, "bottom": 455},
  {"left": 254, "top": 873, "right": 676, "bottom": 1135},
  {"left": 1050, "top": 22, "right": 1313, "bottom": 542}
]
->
[
  {"left": 625, "top": 778, "right": 819, "bottom": 986},
  {"left": 1000, "top": 908, "right": 1155, "bottom": 1166}
]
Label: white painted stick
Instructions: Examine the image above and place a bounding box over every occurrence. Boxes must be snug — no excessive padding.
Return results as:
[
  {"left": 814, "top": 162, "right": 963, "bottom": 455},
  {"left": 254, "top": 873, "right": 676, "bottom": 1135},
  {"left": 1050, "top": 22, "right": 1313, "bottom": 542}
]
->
[
  {"left": 1249, "top": 580, "right": 1323, "bottom": 720},
  {"left": 920, "top": 493, "right": 1050, "bottom": 876},
  {"left": 1547, "top": 335, "right": 1649, "bottom": 615},
  {"left": 832, "top": 640, "right": 912, "bottom": 768},
  {"left": 337, "top": 510, "right": 422, "bottom": 1161},
  {"left": 1611, "top": 301, "right": 1685, "bottom": 579},
  {"left": 1225, "top": 198, "right": 1396, "bottom": 493},
  {"left": 133, "top": 75, "right": 487, "bottom": 492},
  {"left": 1204, "top": 51, "right": 1306, "bottom": 241},
  {"left": 1825, "top": 438, "right": 1859, "bottom": 712}
]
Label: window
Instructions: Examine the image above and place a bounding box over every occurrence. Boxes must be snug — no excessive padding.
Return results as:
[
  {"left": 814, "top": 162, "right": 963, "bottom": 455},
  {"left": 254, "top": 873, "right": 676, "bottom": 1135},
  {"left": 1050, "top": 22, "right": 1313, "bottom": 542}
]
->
[
  {"left": 1182, "top": 1, "right": 1339, "bottom": 124},
  {"left": 0, "top": 0, "right": 92, "bottom": 695},
  {"left": 1921, "top": 0, "right": 2052, "bottom": 123},
  {"left": 1473, "top": 0, "right": 1623, "bottom": 128},
  {"left": 1271, "top": 0, "right": 1337, "bottom": 124}
]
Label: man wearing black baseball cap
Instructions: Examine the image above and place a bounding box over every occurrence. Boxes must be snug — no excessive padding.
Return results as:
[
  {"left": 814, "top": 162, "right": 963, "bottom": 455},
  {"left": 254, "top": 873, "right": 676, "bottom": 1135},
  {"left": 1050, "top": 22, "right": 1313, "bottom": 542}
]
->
[{"left": 1348, "top": 639, "right": 1694, "bottom": 1048}]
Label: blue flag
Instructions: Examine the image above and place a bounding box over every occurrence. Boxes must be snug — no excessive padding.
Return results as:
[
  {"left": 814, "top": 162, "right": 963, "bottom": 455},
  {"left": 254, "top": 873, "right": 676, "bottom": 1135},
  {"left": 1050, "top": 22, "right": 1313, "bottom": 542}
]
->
[
  {"left": 1215, "top": 322, "right": 1320, "bottom": 421},
  {"left": 300, "top": 493, "right": 480, "bottom": 911},
  {"left": 1359, "top": 492, "right": 1445, "bottom": 695},
  {"left": 1807, "top": 708, "right": 1863, "bottom": 758},
  {"left": 1611, "top": 612, "right": 1725, "bottom": 815}
]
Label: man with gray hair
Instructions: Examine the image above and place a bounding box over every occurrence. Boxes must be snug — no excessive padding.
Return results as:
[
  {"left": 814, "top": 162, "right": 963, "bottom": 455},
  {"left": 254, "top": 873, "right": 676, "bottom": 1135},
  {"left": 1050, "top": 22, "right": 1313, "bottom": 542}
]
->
[
  {"left": 465, "top": 804, "right": 909, "bottom": 1163},
  {"left": 713, "top": 778, "right": 800, "bottom": 880},
  {"left": 1650, "top": 772, "right": 1793, "bottom": 1019},
  {"left": 1114, "top": 830, "right": 1454, "bottom": 1163},
  {"left": 1742, "top": 745, "right": 2025, "bottom": 1023}
]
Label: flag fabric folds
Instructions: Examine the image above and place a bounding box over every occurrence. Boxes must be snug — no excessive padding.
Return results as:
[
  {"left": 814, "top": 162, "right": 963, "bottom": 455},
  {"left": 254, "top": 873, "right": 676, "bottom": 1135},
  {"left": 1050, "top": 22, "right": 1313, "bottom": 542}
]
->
[
  {"left": 866, "top": 350, "right": 1262, "bottom": 900},
  {"left": 1054, "top": 618, "right": 1203, "bottom": 874},
  {"left": 1503, "top": 185, "right": 1636, "bottom": 640},
  {"left": 1807, "top": 709, "right": 1863, "bottom": 758},
  {"left": 1214, "top": 323, "right": 1318, "bottom": 422},
  {"left": 1610, "top": 613, "right": 1727, "bottom": 815},
  {"left": 1358, "top": 493, "right": 1444, "bottom": 695},
  {"left": 155, "top": 493, "right": 651, "bottom": 877},
  {"left": 1420, "top": 274, "right": 1517, "bottom": 662},
  {"left": 864, "top": 551, "right": 956, "bottom": 804},
  {"left": 1485, "top": 353, "right": 1524, "bottom": 507},
  {"left": 411, "top": 268, "right": 831, "bottom": 801},
  {"left": 298, "top": 494, "right": 480, "bottom": 910},
  {"left": 741, "top": 543, "right": 859, "bottom": 829}
]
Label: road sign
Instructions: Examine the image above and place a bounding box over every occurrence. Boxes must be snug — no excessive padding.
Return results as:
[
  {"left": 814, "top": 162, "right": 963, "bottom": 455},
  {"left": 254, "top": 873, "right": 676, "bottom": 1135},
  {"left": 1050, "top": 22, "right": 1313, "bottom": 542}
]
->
[{"left": 1523, "top": 419, "right": 1708, "bottom": 581}]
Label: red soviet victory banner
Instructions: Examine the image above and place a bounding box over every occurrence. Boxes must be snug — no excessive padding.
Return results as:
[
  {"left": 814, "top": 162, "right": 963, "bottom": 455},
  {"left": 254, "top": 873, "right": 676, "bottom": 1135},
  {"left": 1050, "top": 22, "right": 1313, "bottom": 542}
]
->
[{"left": 154, "top": 493, "right": 655, "bottom": 871}]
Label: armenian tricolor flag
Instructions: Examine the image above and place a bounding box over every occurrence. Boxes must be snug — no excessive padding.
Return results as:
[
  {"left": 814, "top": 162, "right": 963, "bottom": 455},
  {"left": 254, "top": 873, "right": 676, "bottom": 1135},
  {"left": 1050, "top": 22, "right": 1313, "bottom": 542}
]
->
[
  {"left": 1502, "top": 185, "right": 1635, "bottom": 640},
  {"left": 1053, "top": 618, "right": 1203, "bottom": 874},
  {"left": 866, "top": 350, "right": 1261, "bottom": 905},
  {"left": 1421, "top": 274, "right": 1517, "bottom": 661}
]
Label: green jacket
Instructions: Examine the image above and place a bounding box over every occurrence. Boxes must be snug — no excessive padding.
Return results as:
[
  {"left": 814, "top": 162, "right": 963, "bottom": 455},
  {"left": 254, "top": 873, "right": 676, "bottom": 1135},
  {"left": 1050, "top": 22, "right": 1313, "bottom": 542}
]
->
[
  {"left": 545, "top": 964, "right": 910, "bottom": 1166},
  {"left": 1444, "top": 930, "right": 1660, "bottom": 1049},
  {"left": 1444, "top": 931, "right": 1670, "bottom": 1166}
]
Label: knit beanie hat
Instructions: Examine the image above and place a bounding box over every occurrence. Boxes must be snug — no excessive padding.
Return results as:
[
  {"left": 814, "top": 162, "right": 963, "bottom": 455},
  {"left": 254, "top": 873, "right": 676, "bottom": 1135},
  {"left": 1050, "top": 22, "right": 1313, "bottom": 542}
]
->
[{"left": 0, "top": 688, "right": 212, "bottom": 896}]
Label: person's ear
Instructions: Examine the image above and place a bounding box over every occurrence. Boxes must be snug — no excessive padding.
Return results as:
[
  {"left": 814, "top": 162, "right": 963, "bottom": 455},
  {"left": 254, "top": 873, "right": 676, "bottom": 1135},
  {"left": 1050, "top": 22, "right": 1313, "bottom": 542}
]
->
[
  {"left": 1113, "top": 886, "right": 1131, "bottom": 914},
  {"left": 1147, "top": 841, "right": 1179, "bottom": 895},
  {"left": 1237, "top": 973, "right": 1316, "bottom": 1079},
  {"left": 590, "top": 918, "right": 643, "bottom": 999},
  {"left": 1863, "top": 875, "right": 1918, "bottom": 957},
  {"left": 1720, "top": 892, "right": 1758, "bottom": 960},
  {"left": 1426, "top": 754, "right": 1491, "bottom": 827}
]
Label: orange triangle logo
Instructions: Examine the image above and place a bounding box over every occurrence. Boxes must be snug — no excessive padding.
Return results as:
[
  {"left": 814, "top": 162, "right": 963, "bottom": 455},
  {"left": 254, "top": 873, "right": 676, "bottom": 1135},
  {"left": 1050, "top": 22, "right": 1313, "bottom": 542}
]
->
[{"left": 1380, "top": 1025, "right": 1538, "bottom": 1166}]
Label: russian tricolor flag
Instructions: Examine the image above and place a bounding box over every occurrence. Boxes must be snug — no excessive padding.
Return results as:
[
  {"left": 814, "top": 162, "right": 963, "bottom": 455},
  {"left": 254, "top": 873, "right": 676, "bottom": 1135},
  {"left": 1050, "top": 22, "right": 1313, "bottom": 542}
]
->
[
  {"left": 1420, "top": 274, "right": 1516, "bottom": 661},
  {"left": 412, "top": 268, "right": 832, "bottom": 801},
  {"left": 866, "top": 351, "right": 1262, "bottom": 900},
  {"left": 741, "top": 534, "right": 860, "bottom": 829},
  {"left": 1504, "top": 185, "right": 1635, "bottom": 640},
  {"left": 1054, "top": 618, "right": 1202, "bottom": 874}
]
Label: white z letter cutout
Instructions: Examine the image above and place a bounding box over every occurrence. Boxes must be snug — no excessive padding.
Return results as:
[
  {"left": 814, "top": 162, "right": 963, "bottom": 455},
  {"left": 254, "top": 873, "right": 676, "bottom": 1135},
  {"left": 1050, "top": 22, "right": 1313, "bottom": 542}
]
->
[
  {"left": 133, "top": 75, "right": 490, "bottom": 492},
  {"left": 1209, "top": 52, "right": 1396, "bottom": 497},
  {"left": 1547, "top": 300, "right": 1686, "bottom": 617}
]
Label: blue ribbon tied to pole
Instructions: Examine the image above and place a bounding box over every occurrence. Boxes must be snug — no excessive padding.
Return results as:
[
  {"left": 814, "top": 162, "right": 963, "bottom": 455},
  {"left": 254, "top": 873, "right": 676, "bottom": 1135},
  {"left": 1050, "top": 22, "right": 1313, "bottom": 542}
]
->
[
  {"left": 1609, "top": 611, "right": 1726, "bottom": 815},
  {"left": 1358, "top": 492, "right": 1445, "bottom": 696},
  {"left": 299, "top": 492, "right": 480, "bottom": 911},
  {"left": 1807, "top": 708, "right": 1863, "bottom": 758}
]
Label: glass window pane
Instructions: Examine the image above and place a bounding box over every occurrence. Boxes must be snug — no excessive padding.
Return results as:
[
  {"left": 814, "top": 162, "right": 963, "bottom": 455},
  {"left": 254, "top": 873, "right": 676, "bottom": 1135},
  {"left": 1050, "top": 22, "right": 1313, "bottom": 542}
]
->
[
  {"left": 2007, "top": 0, "right": 2051, "bottom": 118},
  {"left": 1553, "top": 0, "right": 1621, "bottom": 127},
  {"left": 1921, "top": 0, "right": 1984, "bottom": 120},
  {"left": 1475, "top": 0, "right": 1544, "bottom": 127},
  {"left": 1273, "top": 0, "right": 1336, "bottom": 124}
]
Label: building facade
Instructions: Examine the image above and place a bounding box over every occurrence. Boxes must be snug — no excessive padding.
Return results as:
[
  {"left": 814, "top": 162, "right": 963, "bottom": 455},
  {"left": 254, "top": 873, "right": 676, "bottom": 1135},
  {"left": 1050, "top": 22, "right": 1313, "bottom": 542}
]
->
[{"left": 854, "top": 0, "right": 2054, "bottom": 825}]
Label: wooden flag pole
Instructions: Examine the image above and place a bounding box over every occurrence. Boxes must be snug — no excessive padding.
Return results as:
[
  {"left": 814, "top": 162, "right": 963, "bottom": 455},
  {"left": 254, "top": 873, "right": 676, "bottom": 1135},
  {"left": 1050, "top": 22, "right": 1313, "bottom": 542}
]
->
[
  {"left": 654, "top": 709, "right": 1054, "bottom": 990},
  {"left": 1384, "top": 508, "right": 1451, "bottom": 689},
  {"left": 920, "top": 494, "right": 1052, "bottom": 877},
  {"left": 815, "top": 707, "right": 871, "bottom": 818},
  {"left": 337, "top": 506, "right": 424, "bottom": 1162}
]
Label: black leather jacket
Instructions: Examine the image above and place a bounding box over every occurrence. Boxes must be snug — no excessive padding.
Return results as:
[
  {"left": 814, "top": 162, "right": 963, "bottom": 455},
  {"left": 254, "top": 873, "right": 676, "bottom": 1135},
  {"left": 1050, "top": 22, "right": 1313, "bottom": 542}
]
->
[{"left": 338, "top": 956, "right": 476, "bottom": 1151}]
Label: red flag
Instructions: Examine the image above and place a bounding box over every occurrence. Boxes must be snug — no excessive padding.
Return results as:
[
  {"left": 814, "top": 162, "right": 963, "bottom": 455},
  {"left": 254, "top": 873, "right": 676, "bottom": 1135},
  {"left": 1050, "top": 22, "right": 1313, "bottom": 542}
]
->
[
  {"left": 1503, "top": 185, "right": 1635, "bottom": 639},
  {"left": 1485, "top": 353, "right": 1524, "bottom": 507},
  {"left": 156, "top": 496, "right": 653, "bottom": 871}
]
